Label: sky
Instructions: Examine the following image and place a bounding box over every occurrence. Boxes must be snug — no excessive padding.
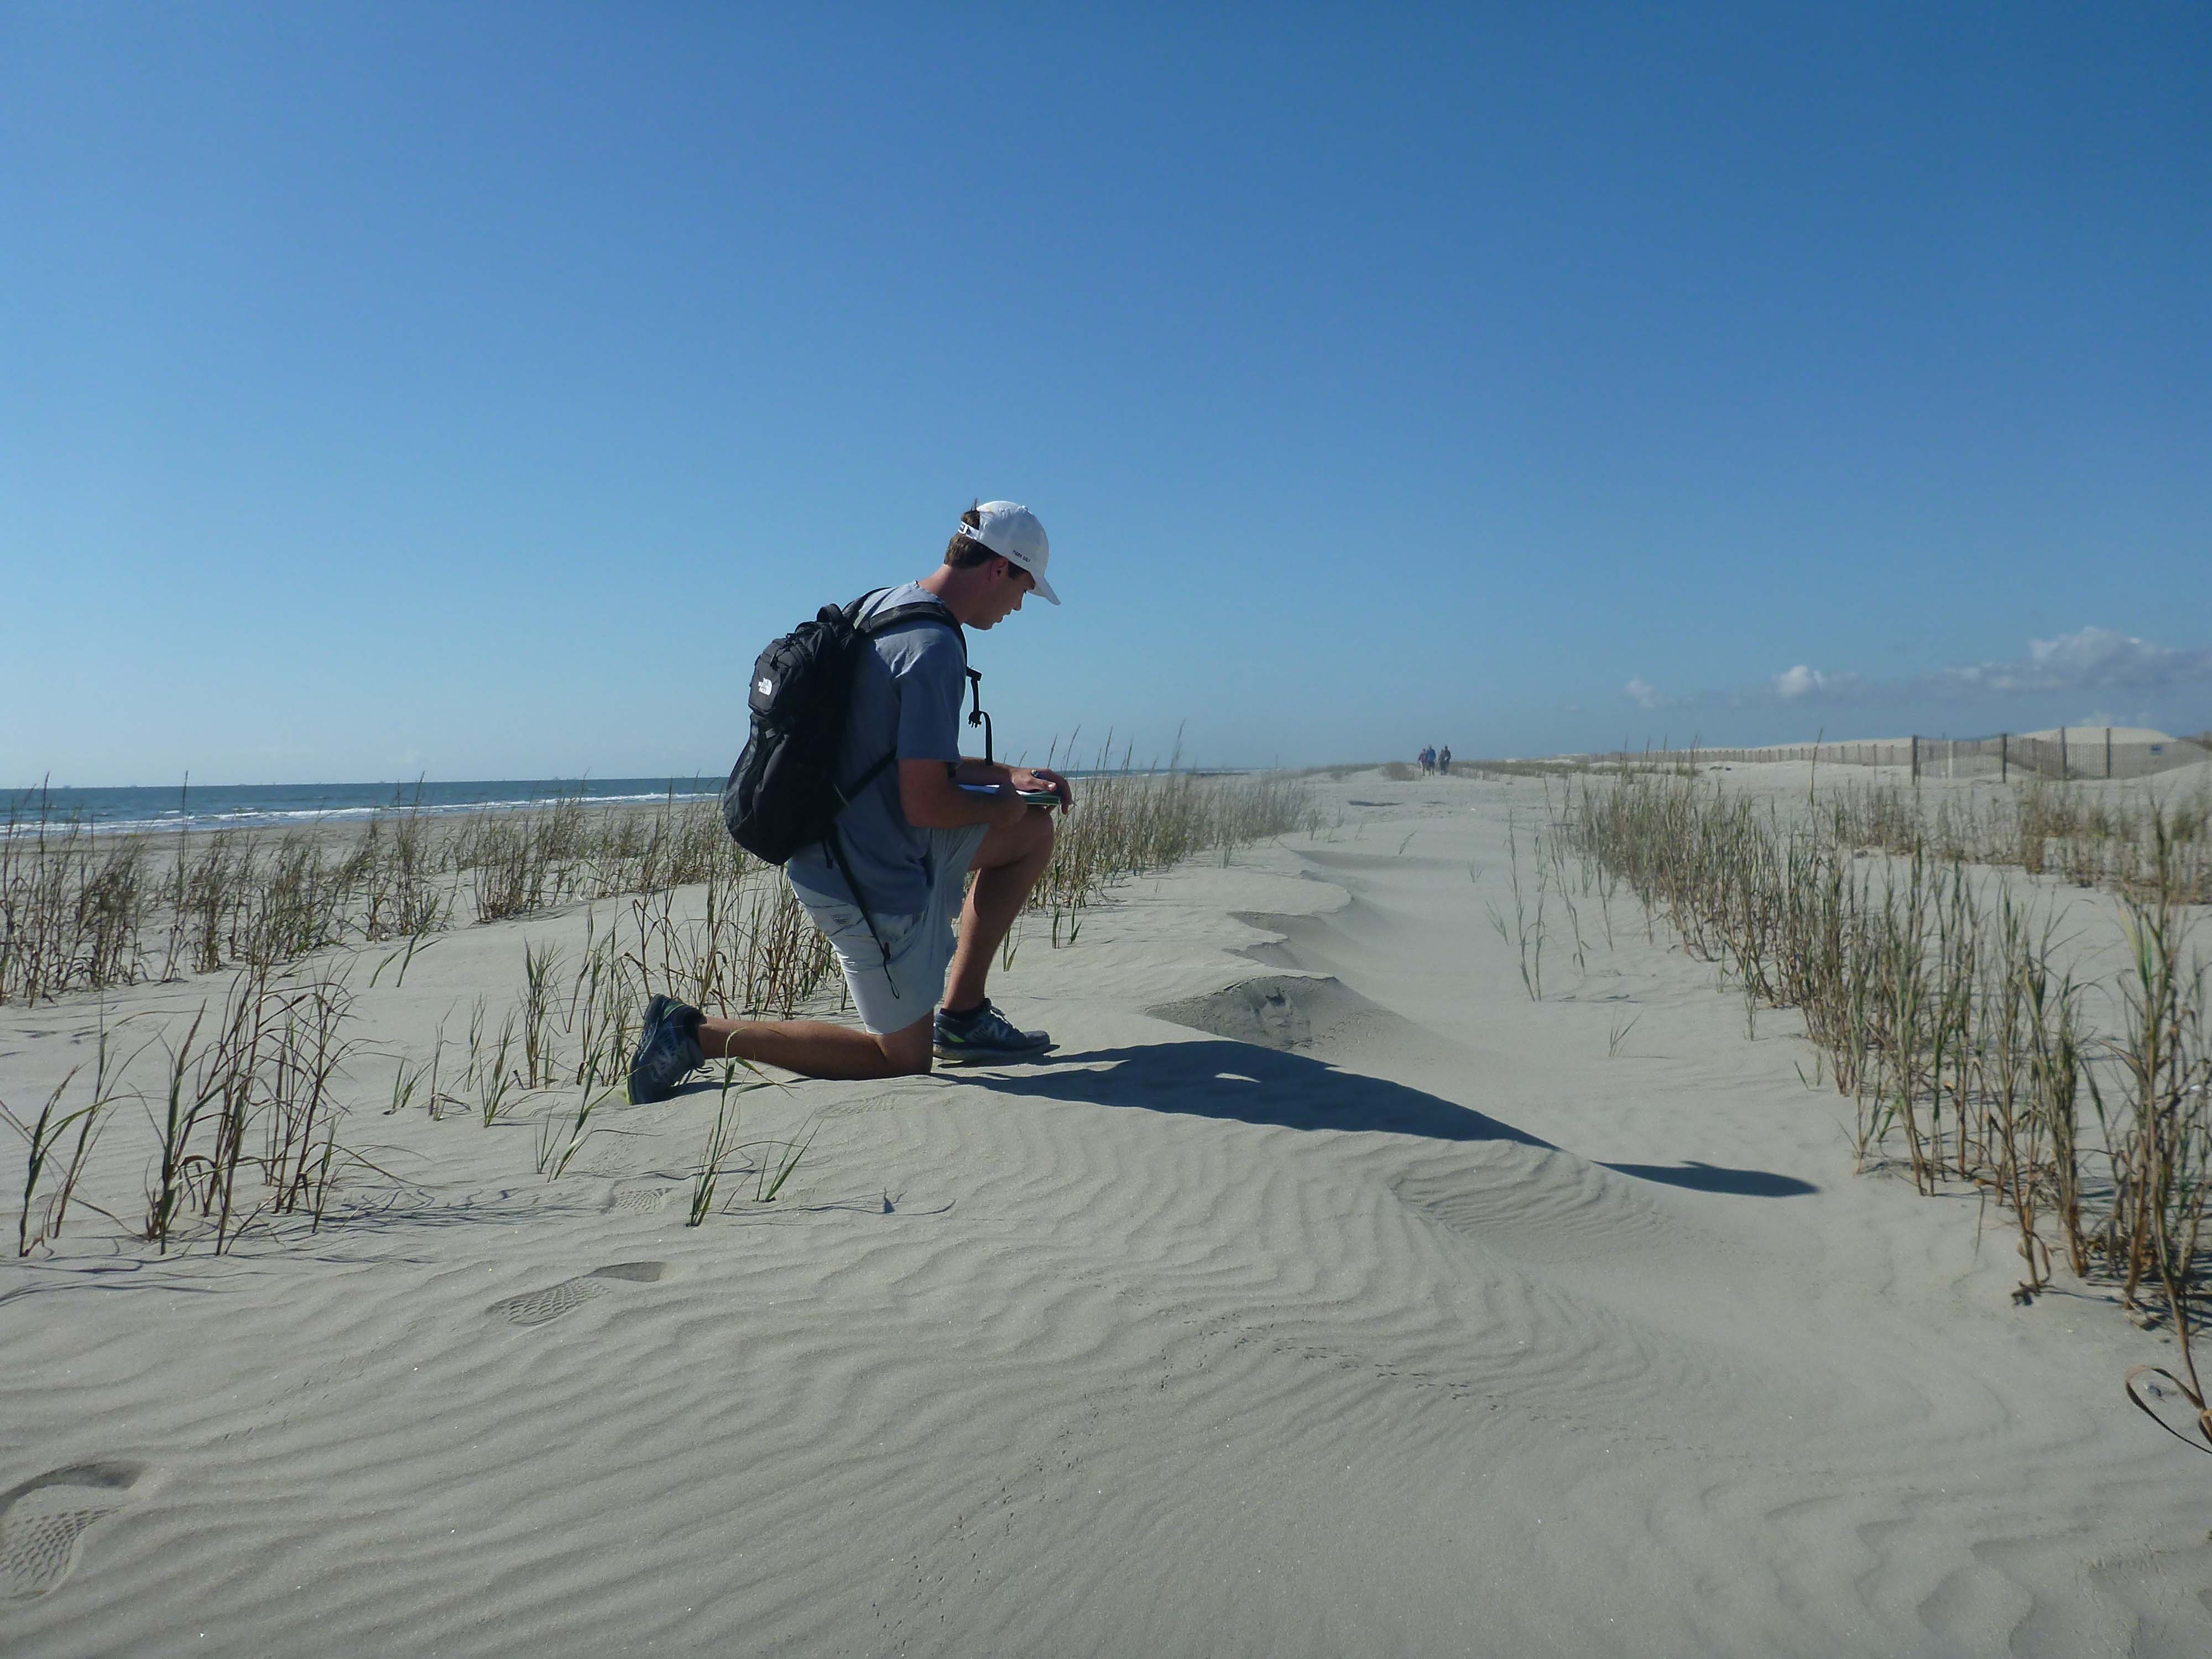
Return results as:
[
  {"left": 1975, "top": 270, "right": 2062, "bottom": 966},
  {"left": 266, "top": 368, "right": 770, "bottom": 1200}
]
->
[{"left": 3, "top": 2, "right": 2206, "bottom": 785}]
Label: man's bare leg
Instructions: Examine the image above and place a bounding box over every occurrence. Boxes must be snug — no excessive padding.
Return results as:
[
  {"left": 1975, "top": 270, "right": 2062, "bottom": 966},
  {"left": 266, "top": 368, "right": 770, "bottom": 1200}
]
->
[
  {"left": 697, "top": 1012, "right": 932, "bottom": 1079},
  {"left": 681, "top": 811, "right": 1052, "bottom": 1083},
  {"left": 942, "top": 807, "right": 1055, "bottom": 1014}
]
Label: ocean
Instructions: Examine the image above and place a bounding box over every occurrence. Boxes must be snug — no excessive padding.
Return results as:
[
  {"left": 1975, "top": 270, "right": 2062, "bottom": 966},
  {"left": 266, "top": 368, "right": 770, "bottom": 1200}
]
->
[{"left": 3, "top": 778, "right": 723, "bottom": 837}]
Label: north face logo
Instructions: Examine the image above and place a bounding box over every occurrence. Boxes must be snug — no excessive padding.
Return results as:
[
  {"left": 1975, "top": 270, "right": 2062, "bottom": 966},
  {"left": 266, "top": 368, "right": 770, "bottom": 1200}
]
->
[{"left": 756, "top": 677, "right": 775, "bottom": 697}]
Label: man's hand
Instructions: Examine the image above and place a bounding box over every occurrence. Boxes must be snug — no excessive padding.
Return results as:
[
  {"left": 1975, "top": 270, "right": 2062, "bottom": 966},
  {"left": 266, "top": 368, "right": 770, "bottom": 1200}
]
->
[{"left": 1010, "top": 766, "right": 1073, "bottom": 813}]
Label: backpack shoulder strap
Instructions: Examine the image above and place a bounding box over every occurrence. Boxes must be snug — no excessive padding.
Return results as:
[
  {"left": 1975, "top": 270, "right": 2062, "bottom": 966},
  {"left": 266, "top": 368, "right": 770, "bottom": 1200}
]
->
[
  {"left": 842, "top": 587, "right": 893, "bottom": 624},
  {"left": 856, "top": 594, "right": 965, "bottom": 660}
]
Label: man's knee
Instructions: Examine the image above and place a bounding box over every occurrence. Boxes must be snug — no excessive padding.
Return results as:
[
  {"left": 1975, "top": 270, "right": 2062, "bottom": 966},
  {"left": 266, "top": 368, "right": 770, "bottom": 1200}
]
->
[
  {"left": 977, "top": 805, "right": 1055, "bottom": 873},
  {"left": 874, "top": 1014, "right": 935, "bottom": 1076},
  {"left": 999, "top": 808, "right": 1055, "bottom": 889}
]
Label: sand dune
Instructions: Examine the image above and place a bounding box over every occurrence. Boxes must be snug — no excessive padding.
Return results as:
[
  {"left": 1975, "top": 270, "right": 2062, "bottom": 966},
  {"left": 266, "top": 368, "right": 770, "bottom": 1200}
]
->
[
  {"left": 2016, "top": 725, "right": 2176, "bottom": 744},
  {"left": 3, "top": 774, "right": 2209, "bottom": 1655}
]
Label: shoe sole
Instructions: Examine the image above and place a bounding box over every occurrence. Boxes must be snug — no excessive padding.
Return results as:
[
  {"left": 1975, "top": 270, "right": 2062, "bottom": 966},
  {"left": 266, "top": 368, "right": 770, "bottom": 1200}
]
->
[{"left": 932, "top": 1040, "right": 1055, "bottom": 1065}]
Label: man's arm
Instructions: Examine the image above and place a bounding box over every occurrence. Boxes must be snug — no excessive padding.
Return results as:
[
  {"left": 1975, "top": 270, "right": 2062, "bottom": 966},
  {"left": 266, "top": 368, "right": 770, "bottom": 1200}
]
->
[
  {"left": 957, "top": 757, "right": 1072, "bottom": 811},
  {"left": 899, "top": 759, "right": 1073, "bottom": 828},
  {"left": 885, "top": 629, "right": 1071, "bottom": 825},
  {"left": 899, "top": 758, "right": 1029, "bottom": 830}
]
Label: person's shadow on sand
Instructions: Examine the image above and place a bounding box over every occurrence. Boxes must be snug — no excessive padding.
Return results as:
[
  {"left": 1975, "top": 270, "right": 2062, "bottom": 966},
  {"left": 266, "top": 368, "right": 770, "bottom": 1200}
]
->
[
  {"left": 972, "top": 1042, "right": 1818, "bottom": 1196},
  {"left": 1598, "top": 1160, "right": 1816, "bottom": 1197},
  {"left": 968, "top": 1040, "right": 1552, "bottom": 1146}
]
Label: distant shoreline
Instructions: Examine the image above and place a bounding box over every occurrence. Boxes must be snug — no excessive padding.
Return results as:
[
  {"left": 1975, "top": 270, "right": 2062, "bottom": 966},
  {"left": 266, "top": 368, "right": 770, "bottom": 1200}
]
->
[
  {"left": 2, "top": 778, "right": 725, "bottom": 838},
  {"left": 3, "top": 767, "right": 1255, "bottom": 839}
]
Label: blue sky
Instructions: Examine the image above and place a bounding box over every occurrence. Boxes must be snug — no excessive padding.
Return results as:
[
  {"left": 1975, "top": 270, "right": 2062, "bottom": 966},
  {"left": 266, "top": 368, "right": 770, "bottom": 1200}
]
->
[{"left": 4, "top": 2, "right": 2206, "bottom": 784}]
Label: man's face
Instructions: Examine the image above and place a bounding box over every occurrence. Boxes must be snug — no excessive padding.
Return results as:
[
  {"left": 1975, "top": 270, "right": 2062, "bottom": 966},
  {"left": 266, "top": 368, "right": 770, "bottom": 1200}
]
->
[{"left": 972, "top": 558, "right": 1035, "bottom": 629}]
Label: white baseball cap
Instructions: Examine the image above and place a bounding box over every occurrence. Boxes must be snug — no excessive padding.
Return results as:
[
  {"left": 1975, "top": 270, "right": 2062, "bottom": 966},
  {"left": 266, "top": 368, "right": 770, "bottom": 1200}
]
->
[{"left": 958, "top": 500, "right": 1059, "bottom": 604}]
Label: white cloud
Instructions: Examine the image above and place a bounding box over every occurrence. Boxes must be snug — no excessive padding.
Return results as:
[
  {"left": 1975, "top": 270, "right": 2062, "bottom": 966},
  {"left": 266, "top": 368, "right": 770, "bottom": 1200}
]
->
[
  {"left": 1944, "top": 627, "right": 2212, "bottom": 695},
  {"left": 2032, "top": 627, "right": 2171, "bottom": 679},
  {"left": 1613, "top": 626, "right": 2207, "bottom": 729},
  {"left": 1774, "top": 665, "right": 1825, "bottom": 700},
  {"left": 1768, "top": 664, "right": 1866, "bottom": 702}
]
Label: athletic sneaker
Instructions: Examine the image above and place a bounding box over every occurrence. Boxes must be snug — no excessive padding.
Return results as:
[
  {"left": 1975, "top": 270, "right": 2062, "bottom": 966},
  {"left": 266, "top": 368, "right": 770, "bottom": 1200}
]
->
[
  {"left": 933, "top": 999, "right": 1053, "bottom": 1064},
  {"left": 628, "top": 994, "right": 705, "bottom": 1104}
]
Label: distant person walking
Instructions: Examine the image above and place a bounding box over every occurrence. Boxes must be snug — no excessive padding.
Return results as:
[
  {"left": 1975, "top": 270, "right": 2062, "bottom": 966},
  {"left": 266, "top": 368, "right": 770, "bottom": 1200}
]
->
[
  {"left": 1418, "top": 745, "right": 1435, "bottom": 776},
  {"left": 1438, "top": 745, "right": 1452, "bottom": 776},
  {"left": 629, "top": 502, "right": 1072, "bottom": 1099}
]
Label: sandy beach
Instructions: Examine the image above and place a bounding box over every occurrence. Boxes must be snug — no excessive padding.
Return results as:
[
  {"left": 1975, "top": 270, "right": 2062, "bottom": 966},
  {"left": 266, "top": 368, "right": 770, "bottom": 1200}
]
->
[{"left": 4, "top": 766, "right": 2210, "bottom": 1657}]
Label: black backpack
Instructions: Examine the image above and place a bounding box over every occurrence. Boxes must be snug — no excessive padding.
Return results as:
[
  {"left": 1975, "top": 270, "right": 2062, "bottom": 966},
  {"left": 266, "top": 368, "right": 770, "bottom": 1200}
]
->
[{"left": 722, "top": 589, "right": 989, "bottom": 983}]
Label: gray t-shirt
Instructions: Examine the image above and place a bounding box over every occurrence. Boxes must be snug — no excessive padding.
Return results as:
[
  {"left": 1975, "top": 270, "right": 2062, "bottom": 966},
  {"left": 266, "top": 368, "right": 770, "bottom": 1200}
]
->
[{"left": 786, "top": 583, "right": 969, "bottom": 916}]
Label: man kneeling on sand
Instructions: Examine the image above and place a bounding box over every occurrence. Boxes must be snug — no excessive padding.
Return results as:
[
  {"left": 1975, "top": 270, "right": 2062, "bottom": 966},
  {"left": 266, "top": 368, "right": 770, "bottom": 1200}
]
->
[{"left": 628, "top": 502, "right": 1072, "bottom": 1100}]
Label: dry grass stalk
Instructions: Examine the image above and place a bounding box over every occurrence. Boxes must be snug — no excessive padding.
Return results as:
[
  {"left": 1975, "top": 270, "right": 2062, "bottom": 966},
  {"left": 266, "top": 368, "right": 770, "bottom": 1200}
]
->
[
  {"left": 0, "top": 790, "right": 740, "bottom": 1006},
  {"left": 2, "top": 759, "right": 1326, "bottom": 1008},
  {"left": 1026, "top": 742, "right": 1319, "bottom": 939},
  {"left": 129, "top": 954, "right": 371, "bottom": 1253}
]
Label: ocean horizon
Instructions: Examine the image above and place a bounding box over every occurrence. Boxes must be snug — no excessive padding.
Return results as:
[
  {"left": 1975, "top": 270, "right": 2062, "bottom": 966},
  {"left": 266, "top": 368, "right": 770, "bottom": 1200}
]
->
[
  {"left": 5, "top": 765, "right": 1250, "bottom": 837},
  {"left": 3, "top": 777, "right": 723, "bottom": 836}
]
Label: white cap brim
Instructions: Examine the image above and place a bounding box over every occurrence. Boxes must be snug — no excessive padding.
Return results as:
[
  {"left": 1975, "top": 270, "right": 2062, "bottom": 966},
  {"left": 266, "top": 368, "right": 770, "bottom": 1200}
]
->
[
  {"left": 975, "top": 539, "right": 1058, "bottom": 604},
  {"left": 1014, "top": 560, "right": 1060, "bottom": 605}
]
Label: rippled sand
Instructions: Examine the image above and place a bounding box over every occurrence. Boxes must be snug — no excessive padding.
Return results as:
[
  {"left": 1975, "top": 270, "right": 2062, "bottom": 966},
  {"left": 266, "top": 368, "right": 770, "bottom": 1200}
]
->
[{"left": 3, "top": 769, "right": 2208, "bottom": 1656}]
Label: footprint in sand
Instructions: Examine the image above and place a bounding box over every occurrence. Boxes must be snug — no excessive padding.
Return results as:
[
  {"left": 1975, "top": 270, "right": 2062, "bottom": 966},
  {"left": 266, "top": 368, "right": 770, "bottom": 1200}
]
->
[
  {"left": 489, "top": 1261, "right": 668, "bottom": 1328},
  {"left": 605, "top": 1182, "right": 674, "bottom": 1215},
  {"left": 1, "top": 1462, "right": 145, "bottom": 1599}
]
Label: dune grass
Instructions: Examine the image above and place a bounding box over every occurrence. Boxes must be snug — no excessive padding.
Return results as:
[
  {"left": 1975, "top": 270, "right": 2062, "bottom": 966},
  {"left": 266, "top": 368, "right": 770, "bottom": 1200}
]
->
[
  {"left": 1026, "top": 743, "right": 1321, "bottom": 930},
  {"left": 1, "top": 750, "right": 1324, "bottom": 1009},
  {"left": 0, "top": 787, "right": 737, "bottom": 1006},
  {"left": 1558, "top": 770, "right": 2211, "bottom": 1447},
  {"left": 7, "top": 754, "right": 1324, "bottom": 1263},
  {"left": 535, "top": 1079, "right": 615, "bottom": 1181},
  {"left": 128, "top": 956, "right": 372, "bottom": 1254},
  {"left": 1, "top": 1021, "right": 124, "bottom": 1256}
]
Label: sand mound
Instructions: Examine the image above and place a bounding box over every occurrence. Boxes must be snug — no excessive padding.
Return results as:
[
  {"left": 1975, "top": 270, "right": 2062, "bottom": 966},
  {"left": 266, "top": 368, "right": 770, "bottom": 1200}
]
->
[
  {"left": 2017, "top": 725, "right": 2175, "bottom": 744},
  {"left": 1147, "top": 971, "right": 1383, "bottom": 1051}
]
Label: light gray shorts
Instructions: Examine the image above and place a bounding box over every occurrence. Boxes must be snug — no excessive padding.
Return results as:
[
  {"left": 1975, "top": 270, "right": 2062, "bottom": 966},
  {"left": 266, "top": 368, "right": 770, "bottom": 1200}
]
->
[{"left": 786, "top": 823, "right": 990, "bottom": 1035}]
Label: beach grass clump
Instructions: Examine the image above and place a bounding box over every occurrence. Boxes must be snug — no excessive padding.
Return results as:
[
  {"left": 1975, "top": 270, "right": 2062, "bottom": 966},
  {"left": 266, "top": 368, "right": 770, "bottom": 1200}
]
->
[
  {"left": 19, "top": 748, "right": 1316, "bottom": 1261},
  {"left": 1560, "top": 771, "right": 2211, "bottom": 1439},
  {"left": 1026, "top": 743, "right": 1320, "bottom": 936},
  {"left": 471, "top": 1003, "right": 521, "bottom": 1126},
  {"left": 1484, "top": 814, "right": 1547, "bottom": 1000},
  {"left": 0, "top": 787, "right": 748, "bottom": 1007},
  {"left": 488, "top": 870, "right": 839, "bottom": 1115},
  {"left": 453, "top": 792, "right": 749, "bottom": 926},
  {"left": 134, "top": 956, "right": 372, "bottom": 1253},
  {"left": 753, "top": 1116, "right": 820, "bottom": 1203},
  {"left": 255, "top": 963, "right": 358, "bottom": 1220},
  {"left": 685, "top": 1063, "right": 780, "bottom": 1225},
  {"left": 1, "top": 1010, "right": 128, "bottom": 1257},
  {"left": 1816, "top": 776, "right": 2212, "bottom": 906},
  {"left": 616, "top": 856, "right": 837, "bottom": 1025},
  {"left": 535, "top": 1080, "right": 614, "bottom": 1181},
  {"left": 0, "top": 792, "right": 157, "bottom": 1002},
  {"left": 520, "top": 940, "right": 563, "bottom": 1088},
  {"left": 559, "top": 913, "right": 634, "bottom": 1092},
  {"left": 2, "top": 758, "right": 1328, "bottom": 1008},
  {"left": 2098, "top": 816, "right": 2212, "bottom": 1316}
]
